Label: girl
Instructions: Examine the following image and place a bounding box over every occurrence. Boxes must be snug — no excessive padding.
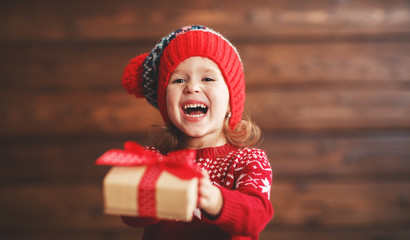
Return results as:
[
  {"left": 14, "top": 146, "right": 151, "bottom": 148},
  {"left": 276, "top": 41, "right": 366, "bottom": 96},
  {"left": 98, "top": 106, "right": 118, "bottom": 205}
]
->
[{"left": 121, "top": 25, "right": 273, "bottom": 240}]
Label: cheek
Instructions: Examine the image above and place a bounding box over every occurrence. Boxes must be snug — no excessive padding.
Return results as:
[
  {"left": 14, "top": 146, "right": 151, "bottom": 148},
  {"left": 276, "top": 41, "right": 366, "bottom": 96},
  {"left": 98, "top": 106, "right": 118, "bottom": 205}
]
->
[
  {"left": 225, "top": 90, "right": 230, "bottom": 110},
  {"left": 221, "top": 87, "right": 230, "bottom": 112},
  {"left": 166, "top": 88, "right": 180, "bottom": 119},
  {"left": 213, "top": 88, "right": 230, "bottom": 115},
  {"left": 166, "top": 91, "right": 174, "bottom": 111}
]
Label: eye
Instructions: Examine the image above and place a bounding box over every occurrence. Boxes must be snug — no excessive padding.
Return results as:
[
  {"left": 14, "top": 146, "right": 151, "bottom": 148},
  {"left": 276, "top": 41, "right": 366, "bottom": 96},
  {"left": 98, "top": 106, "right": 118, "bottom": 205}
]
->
[
  {"left": 203, "top": 77, "right": 214, "bottom": 82},
  {"left": 171, "top": 78, "right": 186, "bottom": 84}
]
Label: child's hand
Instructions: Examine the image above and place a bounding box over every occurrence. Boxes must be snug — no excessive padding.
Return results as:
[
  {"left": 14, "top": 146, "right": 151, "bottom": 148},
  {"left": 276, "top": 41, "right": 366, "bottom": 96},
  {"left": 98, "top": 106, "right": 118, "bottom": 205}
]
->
[{"left": 198, "top": 171, "right": 223, "bottom": 217}]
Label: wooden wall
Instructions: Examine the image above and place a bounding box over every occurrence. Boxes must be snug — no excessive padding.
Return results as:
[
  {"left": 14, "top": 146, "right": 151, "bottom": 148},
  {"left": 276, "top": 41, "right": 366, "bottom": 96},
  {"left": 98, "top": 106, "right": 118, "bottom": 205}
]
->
[{"left": 1, "top": 0, "right": 410, "bottom": 239}]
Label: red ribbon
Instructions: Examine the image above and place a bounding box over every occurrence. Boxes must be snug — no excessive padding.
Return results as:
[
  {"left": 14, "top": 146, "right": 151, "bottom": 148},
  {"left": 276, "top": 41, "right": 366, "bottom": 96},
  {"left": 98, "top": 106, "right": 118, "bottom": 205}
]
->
[{"left": 96, "top": 141, "right": 201, "bottom": 217}]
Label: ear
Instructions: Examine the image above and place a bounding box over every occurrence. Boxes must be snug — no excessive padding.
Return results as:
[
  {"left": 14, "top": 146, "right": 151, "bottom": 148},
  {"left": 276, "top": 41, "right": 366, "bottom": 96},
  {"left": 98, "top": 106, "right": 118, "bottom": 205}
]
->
[{"left": 226, "top": 102, "right": 231, "bottom": 118}]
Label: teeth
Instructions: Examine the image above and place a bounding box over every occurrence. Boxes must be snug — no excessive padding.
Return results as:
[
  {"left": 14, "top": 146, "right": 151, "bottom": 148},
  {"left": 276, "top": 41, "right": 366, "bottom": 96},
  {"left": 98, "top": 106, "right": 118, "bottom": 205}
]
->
[
  {"left": 185, "top": 113, "right": 205, "bottom": 118},
  {"left": 183, "top": 103, "right": 207, "bottom": 109}
]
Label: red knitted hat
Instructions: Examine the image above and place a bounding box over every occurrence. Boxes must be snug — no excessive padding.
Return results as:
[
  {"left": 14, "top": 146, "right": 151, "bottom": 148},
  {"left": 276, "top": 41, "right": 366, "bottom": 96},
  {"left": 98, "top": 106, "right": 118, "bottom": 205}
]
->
[{"left": 122, "top": 25, "right": 245, "bottom": 130}]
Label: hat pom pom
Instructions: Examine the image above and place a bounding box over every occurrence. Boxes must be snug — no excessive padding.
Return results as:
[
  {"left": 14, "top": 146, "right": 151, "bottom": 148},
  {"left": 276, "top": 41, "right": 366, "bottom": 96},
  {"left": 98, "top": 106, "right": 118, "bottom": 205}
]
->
[{"left": 121, "top": 53, "right": 149, "bottom": 98}]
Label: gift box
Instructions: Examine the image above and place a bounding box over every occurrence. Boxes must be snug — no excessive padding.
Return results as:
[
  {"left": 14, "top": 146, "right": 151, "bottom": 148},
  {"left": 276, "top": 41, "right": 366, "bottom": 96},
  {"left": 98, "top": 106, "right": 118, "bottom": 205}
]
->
[
  {"left": 96, "top": 141, "right": 201, "bottom": 221},
  {"left": 103, "top": 166, "right": 198, "bottom": 221}
]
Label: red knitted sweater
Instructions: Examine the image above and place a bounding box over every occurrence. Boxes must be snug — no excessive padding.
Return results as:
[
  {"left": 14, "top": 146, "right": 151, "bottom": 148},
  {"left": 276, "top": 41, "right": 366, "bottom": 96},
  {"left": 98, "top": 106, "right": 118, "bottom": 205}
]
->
[{"left": 122, "top": 143, "right": 273, "bottom": 240}]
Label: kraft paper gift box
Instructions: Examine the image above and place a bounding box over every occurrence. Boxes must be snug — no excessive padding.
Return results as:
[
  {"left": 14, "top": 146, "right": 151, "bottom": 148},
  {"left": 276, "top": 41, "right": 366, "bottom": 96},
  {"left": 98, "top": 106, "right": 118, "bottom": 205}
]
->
[
  {"left": 96, "top": 141, "right": 201, "bottom": 221},
  {"left": 103, "top": 166, "right": 198, "bottom": 221}
]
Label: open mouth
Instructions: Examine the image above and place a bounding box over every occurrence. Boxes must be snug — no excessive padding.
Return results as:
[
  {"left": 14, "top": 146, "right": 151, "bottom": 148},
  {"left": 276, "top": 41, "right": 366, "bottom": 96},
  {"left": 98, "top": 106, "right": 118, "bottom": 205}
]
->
[{"left": 182, "top": 103, "right": 208, "bottom": 118}]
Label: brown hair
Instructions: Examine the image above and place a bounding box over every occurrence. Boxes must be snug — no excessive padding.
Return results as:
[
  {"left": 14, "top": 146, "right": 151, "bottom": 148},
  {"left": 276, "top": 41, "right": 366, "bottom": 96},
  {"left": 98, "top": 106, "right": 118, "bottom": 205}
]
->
[
  {"left": 150, "top": 115, "right": 261, "bottom": 154},
  {"left": 223, "top": 115, "right": 261, "bottom": 148}
]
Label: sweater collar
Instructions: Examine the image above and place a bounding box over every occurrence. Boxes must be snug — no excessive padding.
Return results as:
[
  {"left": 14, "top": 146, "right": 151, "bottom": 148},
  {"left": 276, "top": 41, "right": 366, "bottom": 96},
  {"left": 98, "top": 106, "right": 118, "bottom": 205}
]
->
[{"left": 196, "top": 143, "right": 238, "bottom": 159}]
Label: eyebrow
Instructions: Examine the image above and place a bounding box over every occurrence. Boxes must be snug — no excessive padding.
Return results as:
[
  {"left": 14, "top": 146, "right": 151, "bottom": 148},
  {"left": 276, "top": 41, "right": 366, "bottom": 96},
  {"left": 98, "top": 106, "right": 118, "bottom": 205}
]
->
[{"left": 202, "top": 68, "right": 218, "bottom": 73}]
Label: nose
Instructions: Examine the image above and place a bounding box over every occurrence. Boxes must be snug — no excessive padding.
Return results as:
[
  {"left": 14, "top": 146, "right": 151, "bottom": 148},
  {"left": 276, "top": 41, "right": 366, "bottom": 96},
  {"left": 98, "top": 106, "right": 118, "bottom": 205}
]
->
[{"left": 184, "top": 80, "right": 201, "bottom": 94}]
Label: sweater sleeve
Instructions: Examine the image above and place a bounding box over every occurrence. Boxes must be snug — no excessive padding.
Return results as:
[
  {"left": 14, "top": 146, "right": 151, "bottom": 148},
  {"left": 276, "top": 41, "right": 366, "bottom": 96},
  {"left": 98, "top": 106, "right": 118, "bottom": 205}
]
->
[{"left": 204, "top": 148, "right": 273, "bottom": 236}]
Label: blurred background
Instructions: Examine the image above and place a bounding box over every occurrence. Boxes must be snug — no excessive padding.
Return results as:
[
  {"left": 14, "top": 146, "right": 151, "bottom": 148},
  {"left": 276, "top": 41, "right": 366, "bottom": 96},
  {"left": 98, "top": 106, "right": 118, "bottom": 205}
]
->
[{"left": 1, "top": 0, "right": 410, "bottom": 239}]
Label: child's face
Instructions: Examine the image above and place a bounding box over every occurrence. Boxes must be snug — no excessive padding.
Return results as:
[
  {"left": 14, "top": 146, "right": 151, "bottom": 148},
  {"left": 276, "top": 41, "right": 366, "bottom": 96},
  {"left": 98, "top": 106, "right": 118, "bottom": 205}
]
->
[{"left": 166, "top": 56, "right": 230, "bottom": 147}]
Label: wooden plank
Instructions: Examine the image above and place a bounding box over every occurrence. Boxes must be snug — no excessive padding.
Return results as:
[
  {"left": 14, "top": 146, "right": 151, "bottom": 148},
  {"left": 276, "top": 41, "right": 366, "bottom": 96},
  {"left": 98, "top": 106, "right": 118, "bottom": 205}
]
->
[
  {"left": 1, "top": 135, "right": 409, "bottom": 182},
  {"left": 1, "top": 0, "right": 409, "bottom": 41},
  {"left": 0, "top": 183, "right": 122, "bottom": 229},
  {"left": 1, "top": 90, "right": 409, "bottom": 137},
  {"left": 0, "top": 139, "right": 124, "bottom": 183},
  {"left": 246, "top": 90, "right": 410, "bottom": 131},
  {"left": 260, "top": 135, "right": 410, "bottom": 179},
  {"left": 240, "top": 42, "right": 410, "bottom": 87},
  {"left": 0, "top": 138, "right": 150, "bottom": 183},
  {"left": 0, "top": 92, "right": 163, "bottom": 137},
  {"left": 0, "top": 44, "right": 148, "bottom": 92},
  {"left": 1, "top": 182, "right": 409, "bottom": 229},
  {"left": 1, "top": 231, "right": 144, "bottom": 240},
  {"left": 269, "top": 181, "right": 410, "bottom": 227},
  {"left": 1, "top": 42, "right": 409, "bottom": 92},
  {"left": 2, "top": 228, "right": 410, "bottom": 240}
]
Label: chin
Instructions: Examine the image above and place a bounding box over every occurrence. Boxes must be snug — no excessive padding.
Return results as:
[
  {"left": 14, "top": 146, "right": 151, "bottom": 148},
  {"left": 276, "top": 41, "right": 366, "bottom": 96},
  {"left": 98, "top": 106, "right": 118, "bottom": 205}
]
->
[{"left": 183, "top": 129, "right": 207, "bottom": 138}]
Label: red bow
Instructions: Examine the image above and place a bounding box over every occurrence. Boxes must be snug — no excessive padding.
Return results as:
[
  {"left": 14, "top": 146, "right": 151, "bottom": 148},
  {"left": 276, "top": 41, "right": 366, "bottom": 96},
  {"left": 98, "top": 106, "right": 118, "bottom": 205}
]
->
[{"left": 95, "top": 141, "right": 201, "bottom": 180}]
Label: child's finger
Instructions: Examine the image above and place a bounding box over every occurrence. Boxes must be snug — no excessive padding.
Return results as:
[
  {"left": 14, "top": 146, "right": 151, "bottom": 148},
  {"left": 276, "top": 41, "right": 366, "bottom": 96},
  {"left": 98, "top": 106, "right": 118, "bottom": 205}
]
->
[
  {"left": 201, "top": 169, "right": 210, "bottom": 178},
  {"left": 199, "top": 178, "right": 214, "bottom": 204},
  {"left": 200, "top": 176, "right": 213, "bottom": 190}
]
